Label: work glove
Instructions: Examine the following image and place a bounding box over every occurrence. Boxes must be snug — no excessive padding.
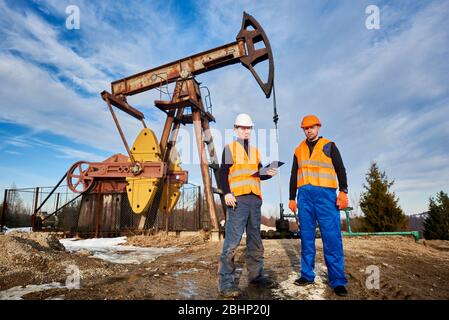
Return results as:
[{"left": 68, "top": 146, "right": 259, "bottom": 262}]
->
[
  {"left": 336, "top": 191, "right": 348, "bottom": 210},
  {"left": 288, "top": 200, "right": 297, "bottom": 213}
]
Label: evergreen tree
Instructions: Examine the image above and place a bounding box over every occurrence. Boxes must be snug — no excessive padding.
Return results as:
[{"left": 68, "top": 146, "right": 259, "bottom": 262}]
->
[
  {"left": 423, "top": 191, "right": 449, "bottom": 240},
  {"left": 359, "top": 162, "right": 407, "bottom": 232}
]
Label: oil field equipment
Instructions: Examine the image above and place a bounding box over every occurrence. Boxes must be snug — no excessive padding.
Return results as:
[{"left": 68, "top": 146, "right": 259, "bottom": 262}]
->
[{"left": 57, "top": 12, "right": 276, "bottom": 235}]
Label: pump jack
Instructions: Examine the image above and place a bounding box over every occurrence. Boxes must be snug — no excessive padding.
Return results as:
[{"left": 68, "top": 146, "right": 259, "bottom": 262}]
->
[{"left": 66, "top": 12, "right": 275, "bottom": 233}]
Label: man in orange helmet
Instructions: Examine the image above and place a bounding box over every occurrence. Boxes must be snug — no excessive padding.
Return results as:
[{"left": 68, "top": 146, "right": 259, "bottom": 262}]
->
[{"left": 288, "top": 115, "right": 349, "bottom": 297}]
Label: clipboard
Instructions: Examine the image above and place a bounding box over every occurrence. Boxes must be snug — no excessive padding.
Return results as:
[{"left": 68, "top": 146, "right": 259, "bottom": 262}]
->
[{"left": 252, "top": 161, "right": 285, "bottom": 176}]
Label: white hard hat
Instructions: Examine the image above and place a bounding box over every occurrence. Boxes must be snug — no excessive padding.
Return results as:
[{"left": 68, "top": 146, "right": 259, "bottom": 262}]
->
[{"left": 234, "top": 113, "right": 254, "bottom": 127}]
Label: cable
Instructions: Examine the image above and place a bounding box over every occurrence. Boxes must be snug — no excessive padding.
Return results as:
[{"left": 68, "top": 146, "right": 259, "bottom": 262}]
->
[{"left": 271, "top": 83, "right": 284, "bottom": 220}]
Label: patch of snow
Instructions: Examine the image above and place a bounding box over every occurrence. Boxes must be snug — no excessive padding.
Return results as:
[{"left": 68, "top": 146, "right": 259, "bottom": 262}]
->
[
  {"left": 272, "top": 263, "right": 328, "bottom": 300},
  {"left": 60, "top": 236, "right": 128, "bottom": 249},
  {"left": 59, "top": 237, "right": 181, "bottom": 264},
  {"left": 0, "top": 282, "right": 65, "bottom": 300},
  {"left": 5, "top": 227, "right": 32, "bottom": 234}
]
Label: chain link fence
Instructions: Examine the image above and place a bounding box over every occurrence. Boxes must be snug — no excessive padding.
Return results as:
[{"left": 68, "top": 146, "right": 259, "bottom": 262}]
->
[
  {"left": 1, "top": 183, "right": 207, "bottom": 237},
  {"left": 0, "top": 185, "right": 81, "bottom": 232},
  {"left": 155, "top": 183, "right": 202, "bottom": 231}
]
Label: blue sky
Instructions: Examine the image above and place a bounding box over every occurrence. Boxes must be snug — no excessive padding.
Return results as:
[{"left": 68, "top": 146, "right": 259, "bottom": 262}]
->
[{"left": 0, "top": 0, "right": 448, "bottom": 216}]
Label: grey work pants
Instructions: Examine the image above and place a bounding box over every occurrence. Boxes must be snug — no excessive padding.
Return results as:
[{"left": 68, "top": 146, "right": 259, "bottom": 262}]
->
[{"left": 218, "top": 194, "right": 264, "bottom": 290}]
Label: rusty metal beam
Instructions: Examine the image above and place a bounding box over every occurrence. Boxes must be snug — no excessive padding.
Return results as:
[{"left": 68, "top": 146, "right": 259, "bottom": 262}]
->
[
  {"left": 159, "top": 110, "right": 176, "bottom": 152},
  {"left": 103, "top": 94, "right": 137, "bottom": 165},
  {"left": 202, "top": 119, "right": 227, "bottom": 219},
  {"left": 67, "top": 161, "right": 187, "bottom": 193},
  {"left": 110, "top": 12, "right": 274, "bottom": 99},
  {"left": 111, "top": 40, "right": 246, "bottom": 96},
  {"left": 84, "top": 162, "right": 187, "bottom": 182},
  {"left": 192, "top": 110, "right": 219, "bottom": 231},
  {"left": 159, "top": 80, "right": 187, "bottom": 154},
  {"left": 101, "top": 91, "right": 145, "bottom": 120},
  {"left": 154, "top": 96, "right": 201, "bottom": 113},
  {"left": 85, "top": 162, "right": 166, "bottom": 179}
]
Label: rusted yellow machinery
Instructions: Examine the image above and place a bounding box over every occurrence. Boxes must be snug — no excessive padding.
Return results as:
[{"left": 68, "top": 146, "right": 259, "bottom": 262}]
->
[{"left": 65, "top": 12, "right": 275, "bottom": 232}]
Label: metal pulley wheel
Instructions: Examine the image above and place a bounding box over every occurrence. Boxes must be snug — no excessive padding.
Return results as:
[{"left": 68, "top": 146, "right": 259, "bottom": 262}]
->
[{"left": 67, "top": 161, "right": 94, "bottom": 193}]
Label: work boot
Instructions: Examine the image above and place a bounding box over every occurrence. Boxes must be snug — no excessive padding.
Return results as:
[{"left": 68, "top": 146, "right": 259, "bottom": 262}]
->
[
  {"left": 293, "top": 277, "right": 315, "bottom": 286},
  {"left": 219, "top": 286, "right": 241, "bottom": 298},
  {"left": 334, "top": 285, "right": 348, "bottom": 297},
  {"left": 249, "top": 276, "right": 277, "bottom": 289}
]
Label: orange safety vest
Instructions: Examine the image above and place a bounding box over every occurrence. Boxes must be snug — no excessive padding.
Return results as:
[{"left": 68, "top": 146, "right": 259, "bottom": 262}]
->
[
  {"left": 228, "top": 141, "right": 262, "bottom": 197},
  {"left": 294, "top": 137, "right": 337, "bottom": 189}
]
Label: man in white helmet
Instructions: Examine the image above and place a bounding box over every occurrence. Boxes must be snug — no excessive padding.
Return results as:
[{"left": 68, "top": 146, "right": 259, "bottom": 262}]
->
[{"left": 217, "top": 113, "right": 278, "bottom": 298}]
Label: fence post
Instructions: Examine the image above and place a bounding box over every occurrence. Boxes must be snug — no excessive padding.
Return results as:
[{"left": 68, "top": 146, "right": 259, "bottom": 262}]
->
[
  {"left": 55, "top": 193, "right": 60, "bottom": 212},
  {"left": 31, "top": 187, "right": 40, "bottom": 231},
  {"left": 1, "top": 189, "right": 8, "bottom": 231},
  {"left": 33, "top": 187, "right": 40, "bottom": 214}
]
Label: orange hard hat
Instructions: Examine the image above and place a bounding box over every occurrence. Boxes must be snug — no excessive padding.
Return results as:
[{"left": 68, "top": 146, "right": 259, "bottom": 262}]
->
[{"left": 301, "top": 115, "right": 322, "bottom": 128}]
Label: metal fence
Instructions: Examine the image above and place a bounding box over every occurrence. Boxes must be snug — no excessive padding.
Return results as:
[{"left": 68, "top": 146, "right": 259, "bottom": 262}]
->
[
  {"left": 0, "top": 185, "right": 81, "bottom": 231},
  {"left": 1, "top": 183, "right": 206, "bottom": 237},
  {"left": 155, "top": 183, "right": 202, "bottom": 231}
]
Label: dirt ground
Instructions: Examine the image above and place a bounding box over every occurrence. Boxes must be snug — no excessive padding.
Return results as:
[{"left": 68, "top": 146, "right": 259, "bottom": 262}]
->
[{"left": 1, "top": 231, "right": 449, "bottom": 300}]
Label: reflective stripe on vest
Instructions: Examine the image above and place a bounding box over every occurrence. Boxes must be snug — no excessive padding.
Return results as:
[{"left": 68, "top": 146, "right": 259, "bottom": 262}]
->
[
  {"left": 298, "top": 160, "right": 335, "bottom": 170},
  {"left": 297, "top": 171, "right": 336, "bottom": 181},
  {"left": 228, "top": 141, "right": 262, "bottom": 197},
  {"left": 294, "top": 137, "right": 337, "bottom": 189},
  {"left": 228, "top": 168, "right": 258, "bottom": 179},
  {"left": 230, "top": 179, "right": 260, "bottom": 189}
]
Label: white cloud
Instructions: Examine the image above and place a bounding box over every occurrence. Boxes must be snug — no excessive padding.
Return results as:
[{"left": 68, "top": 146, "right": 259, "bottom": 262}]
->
[
  {"left": 0, "top": 53, "right": 129, "bottom": 151},
  {"left": 0, "top": 2, "right": 109, "bottom": 94}
]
